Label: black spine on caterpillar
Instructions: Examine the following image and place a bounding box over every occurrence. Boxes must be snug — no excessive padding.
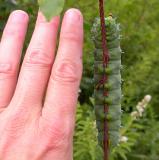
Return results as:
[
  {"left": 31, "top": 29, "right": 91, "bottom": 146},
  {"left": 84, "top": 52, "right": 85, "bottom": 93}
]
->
[{"left": 91, "top": 16, "right": 122, "bottom": 150}]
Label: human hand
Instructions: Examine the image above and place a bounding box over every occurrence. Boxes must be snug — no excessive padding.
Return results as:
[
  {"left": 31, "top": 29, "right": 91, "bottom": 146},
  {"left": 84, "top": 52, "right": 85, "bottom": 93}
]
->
[{"left": 0, "top": 8, "right": 83, "bottom": 160}]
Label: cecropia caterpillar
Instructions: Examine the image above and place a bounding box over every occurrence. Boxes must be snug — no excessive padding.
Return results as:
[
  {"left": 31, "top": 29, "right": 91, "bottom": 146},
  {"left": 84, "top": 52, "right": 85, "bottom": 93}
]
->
[{"left": 91, "top": 15, "right": 122, "bottom": 150}]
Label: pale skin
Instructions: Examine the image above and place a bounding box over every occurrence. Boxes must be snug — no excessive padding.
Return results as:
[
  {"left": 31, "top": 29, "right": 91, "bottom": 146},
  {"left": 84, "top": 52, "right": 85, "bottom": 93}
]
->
[{"left": 0, "top": 8, "right": 83, "bottom": 160}]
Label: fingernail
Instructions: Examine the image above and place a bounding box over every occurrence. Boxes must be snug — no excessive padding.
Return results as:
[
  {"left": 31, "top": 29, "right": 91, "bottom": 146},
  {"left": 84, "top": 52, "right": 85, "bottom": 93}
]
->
[
  {"left": 10, "top": 10, "right": 28, "bottom": 22},
  {"left": 65, "top": 9, "right": 82, "bottom": 24}
]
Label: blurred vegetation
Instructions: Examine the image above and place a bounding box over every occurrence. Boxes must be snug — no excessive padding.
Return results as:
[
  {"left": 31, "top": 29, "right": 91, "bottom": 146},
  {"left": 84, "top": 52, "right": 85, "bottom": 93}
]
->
[{"left": 0, "top": 0, "right": 159, "bottom": 159}]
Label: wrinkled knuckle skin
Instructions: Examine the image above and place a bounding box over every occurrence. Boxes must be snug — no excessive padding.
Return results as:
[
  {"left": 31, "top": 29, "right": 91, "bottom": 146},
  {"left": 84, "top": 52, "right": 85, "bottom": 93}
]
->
[
  {"left": 24, "top": 48, "right": 52, "bottom": 69},
  {"left": 0, "top": 63, "right": 15, "bottom": 80},
  {"left": 3, "top": 106, "right": 30, "bottom": 137},
  {"left": 52, "top": 60, "right": 80, "bottom": 83},
  {"left": 40, "top": 117, "right": 72, "bottom": 149},
  {"left": 61, "top": 31, "right": 81, "bottom": 43},
  {"left": 3, "top": 24, "right": 25, "bottom": 40},
  {"left": 4, "top": 116, "right": 26, "bottom": 138},
  {"left": 46, "top": 127, "right": 70, "bottom": 149}
]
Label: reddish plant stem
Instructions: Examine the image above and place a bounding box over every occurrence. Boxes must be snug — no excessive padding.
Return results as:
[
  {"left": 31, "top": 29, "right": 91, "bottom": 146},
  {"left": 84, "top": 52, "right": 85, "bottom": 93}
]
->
[{"left": 98, "top": 0, "right": 109, "bottom": 160}]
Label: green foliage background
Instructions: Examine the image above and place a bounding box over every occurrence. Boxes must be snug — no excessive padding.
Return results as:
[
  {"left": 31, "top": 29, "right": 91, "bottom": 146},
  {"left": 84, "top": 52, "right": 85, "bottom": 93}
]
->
[{"left": 0, "top": 0, "right": 159, "bottom": 159}]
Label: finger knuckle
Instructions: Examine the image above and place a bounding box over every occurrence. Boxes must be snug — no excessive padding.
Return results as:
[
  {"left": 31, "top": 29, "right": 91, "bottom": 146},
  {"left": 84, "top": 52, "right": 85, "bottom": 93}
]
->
[
  {"left": 3, "top": 25, "right": 25, "bottom": 40},
  {"left": 0, "top": 63, "right": 15, "bottom": 80},
  {"left": 52, "top": 59, "right": 80, "bottom": 83},
  {"left": 4, "top": 113, "right": 26, "bottom": 137},
  {"left": 24, "top": 48, "right": 52, "bottom": 69},
  {"left": 61, "top": 31, "right": 81, "bottom": 43},
  {"left": 40, "top": 117, "right": 71, "bottom": 149}
]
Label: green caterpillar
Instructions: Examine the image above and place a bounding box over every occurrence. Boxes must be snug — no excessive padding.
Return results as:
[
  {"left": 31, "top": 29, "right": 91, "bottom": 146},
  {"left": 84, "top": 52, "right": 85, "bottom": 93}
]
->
[{"left": 91, "top": 16, "right": 122, "bottom": 150}]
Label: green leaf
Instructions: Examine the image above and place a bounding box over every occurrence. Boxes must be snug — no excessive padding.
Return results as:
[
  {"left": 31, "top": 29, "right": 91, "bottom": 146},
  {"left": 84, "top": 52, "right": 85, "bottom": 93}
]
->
[{"left": 38, "top": 0, "right": 65, "bottom": 21}]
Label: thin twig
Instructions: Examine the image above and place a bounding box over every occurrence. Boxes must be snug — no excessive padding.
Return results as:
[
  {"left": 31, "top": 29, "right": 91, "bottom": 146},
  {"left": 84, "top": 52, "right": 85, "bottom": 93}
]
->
[{"left": 98, "top": 0, "right": 109, "bottom": 160}]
